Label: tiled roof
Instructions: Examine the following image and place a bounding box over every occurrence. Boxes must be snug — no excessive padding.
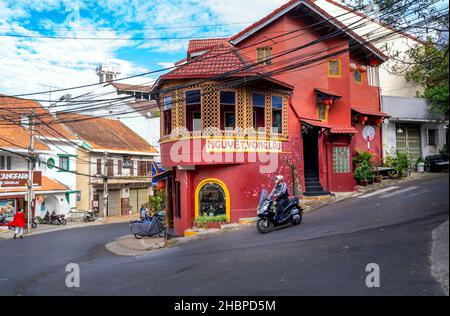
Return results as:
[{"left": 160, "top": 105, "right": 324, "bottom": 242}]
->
[
  {"left": 128, "top": 100, "right": 159, "bottom": 117},
  {"left": 0, "top": 176, "right": 69, "bottom": 194},
  {"left": 188, "top": 38, "right": 229, "bottom": 54},
  {"left": 57, "top": 112, "right": 158, "bottom": 154},
  {"left": 330, "top": 126, "right": 358, "bottom": 134},
  {"left": 352, "top": 107, "right": 390, "bottom": 117},
  {"left": 111, "top": 83, "right": 152, "bottom": 93},
  {"left": 161, "top": 43, "right": 261, "bottom": 79},
  {"left": 301, "top": 118, "right": 357, "bottom": 134},
  {"left": 0, "top": 95, "right": 77, "bottom": 142},
  {"left": 0, "top": 124, "right": 50, "bottom": 151}
]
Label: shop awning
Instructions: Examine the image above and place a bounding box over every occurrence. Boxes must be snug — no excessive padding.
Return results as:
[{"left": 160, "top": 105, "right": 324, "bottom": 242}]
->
[
  {"left": 352, "top": 107, "right": 390, "bottom": 117},
  {"left": 152, "top": 170, "right": 173, "bottom": 183},
  {"left": 301, "top": 118, "right": 331, "bottom": 129},
  {"left": 330, "top": 126, "right": 358, "bottom": 134},
  {"left": 315, "top": 88, "right": 342, "bottom": 99}
]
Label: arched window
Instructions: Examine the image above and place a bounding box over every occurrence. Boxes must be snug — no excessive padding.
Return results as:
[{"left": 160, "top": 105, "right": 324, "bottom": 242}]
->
[{"left": 198, "top": 182, "right": 226, "bottom": 217}]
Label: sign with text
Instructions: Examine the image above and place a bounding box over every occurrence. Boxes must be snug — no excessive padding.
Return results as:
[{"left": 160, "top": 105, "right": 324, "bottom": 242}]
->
[
  {"left": 205, "top": 139, "right": 282, "bottom": 153},
  {"left": 0, "top": 171, "right": 42, "bottom": 188}
]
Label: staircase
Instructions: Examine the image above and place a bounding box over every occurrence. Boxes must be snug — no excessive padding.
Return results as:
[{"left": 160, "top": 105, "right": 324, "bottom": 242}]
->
[{"left": 304, "top": 174, "right": 330, "bottom": 196}]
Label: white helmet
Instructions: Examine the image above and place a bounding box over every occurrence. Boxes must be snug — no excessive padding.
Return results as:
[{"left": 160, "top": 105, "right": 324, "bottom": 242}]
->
[{"left": 275, "top": 175, "right": 284, "bottom": 181}]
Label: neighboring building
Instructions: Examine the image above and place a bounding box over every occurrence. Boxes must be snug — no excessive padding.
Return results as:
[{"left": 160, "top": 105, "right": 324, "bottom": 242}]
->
[
  {"left": 152, "top": 0, "right": 390, "bottom": 236},
  {"left": 0, "top": 95, "right": 74, "bottom": 219},
  {"left": 382, "top": 96, "right": 448, "bottom": 162},
  {"left": 314, "top": 0, "right": 448, "bottom": 162},
  {"left": 52, "top": 64, "right": 161, "bottom": 158},
  {"left": 57, "top": 112, "right": 158, "bottom": 217}
]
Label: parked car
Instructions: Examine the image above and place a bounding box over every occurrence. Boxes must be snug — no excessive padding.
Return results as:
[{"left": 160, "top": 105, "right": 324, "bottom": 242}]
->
[{"left": 425, "top": 154, "right": 449, "bottom": 172}]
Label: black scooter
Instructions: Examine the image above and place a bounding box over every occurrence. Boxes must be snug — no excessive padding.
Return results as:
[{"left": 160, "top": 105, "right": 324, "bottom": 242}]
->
[
  {"left": 83, "top": 210, "right": 95, "bottom": 222},
  {"left": 43, "top": 211, "right": 67, "bottom": 225},
  {"left": 256, "top": 190, "right": 303, "bottom": 234}
]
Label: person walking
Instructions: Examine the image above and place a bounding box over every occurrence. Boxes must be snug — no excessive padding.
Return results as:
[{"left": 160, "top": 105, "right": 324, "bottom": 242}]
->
[{"left": 8, "top": 209, "right": 26, "bottom": 239}]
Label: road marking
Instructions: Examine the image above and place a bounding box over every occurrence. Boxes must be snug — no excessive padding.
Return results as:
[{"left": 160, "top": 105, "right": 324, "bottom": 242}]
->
[
  {"left": 358, "top": 186, "right": 400, "bottom": 198},
  {"left": 380, "top": 186, "right": 419, "bottom": 198}
]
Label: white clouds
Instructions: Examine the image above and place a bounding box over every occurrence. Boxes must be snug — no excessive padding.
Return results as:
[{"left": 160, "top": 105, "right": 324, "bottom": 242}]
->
[{"left": 0, "top": 0, "right": 289, "bottom": 97}]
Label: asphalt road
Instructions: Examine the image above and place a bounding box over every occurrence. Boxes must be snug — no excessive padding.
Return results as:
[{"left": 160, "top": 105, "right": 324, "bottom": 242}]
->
[{"left": 0, "top": 174, "right": 448, "bottom": 296}]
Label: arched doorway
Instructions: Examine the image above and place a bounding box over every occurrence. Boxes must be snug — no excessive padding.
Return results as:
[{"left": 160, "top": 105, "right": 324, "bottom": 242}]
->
[{"left": 195, "top": 179, "right": 230, "bottom": 221}]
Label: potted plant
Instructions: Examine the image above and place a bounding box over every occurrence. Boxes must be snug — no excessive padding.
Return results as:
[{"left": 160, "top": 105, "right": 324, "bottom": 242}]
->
[
  {"left": 354, "top": 161, "right": 374, "bottom": 186},
  {"left": 353, "top": 151, "right": 375, "bottom": 186},
  {"left": 416, "top": 157, "right": 425, "bottom": 173},
  {"left": 194, "top": 214, "right": 228, "bottom": 229}
]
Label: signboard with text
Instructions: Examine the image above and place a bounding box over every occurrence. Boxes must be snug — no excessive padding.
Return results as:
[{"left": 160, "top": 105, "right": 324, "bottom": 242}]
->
[
  {"left": 205, "top": 139, "right": 282, "bottom": 153},
  {"left": 0, "top": 171, "right": 42, "bottom": 188}
]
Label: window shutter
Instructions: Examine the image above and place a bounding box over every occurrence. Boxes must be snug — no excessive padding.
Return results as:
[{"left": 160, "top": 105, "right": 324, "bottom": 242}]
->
[
  {"left": 97, "top": 159, "right": 102, "bottom": 175},
  {"left": 118, "top": 160, "right": 122, "bottom": 175}
]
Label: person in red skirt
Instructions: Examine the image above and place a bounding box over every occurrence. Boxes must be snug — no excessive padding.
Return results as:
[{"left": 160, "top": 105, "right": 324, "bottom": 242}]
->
[{"left": 8, "top": 209, "right": 26, "bottom": 239}]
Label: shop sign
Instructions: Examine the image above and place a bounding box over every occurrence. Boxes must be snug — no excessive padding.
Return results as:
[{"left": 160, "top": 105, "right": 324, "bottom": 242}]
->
[
  {"left": 0, "top": 171, "right": 42, "bottom": 188},
  {"left": 205, "top": 139, "right": 282, "bottom": 153}
]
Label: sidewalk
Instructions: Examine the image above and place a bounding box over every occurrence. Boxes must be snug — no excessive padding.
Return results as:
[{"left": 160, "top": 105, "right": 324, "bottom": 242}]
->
[{"left": 0, "top": 213, "right": 138, "bottom": 240}]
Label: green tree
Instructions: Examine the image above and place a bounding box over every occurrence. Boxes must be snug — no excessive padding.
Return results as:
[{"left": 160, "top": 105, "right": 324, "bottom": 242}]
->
[{"left": 404, "top": 41, "right": 449, "bottom": 115}]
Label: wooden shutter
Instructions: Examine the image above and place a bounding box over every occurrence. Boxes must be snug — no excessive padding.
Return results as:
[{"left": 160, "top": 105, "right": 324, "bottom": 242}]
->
[
  {"left": 118, "top": 160, "right": 122, "bottom": 175},
  {"left": 97, "top": 159, "right": 102, "bottom": 175}
]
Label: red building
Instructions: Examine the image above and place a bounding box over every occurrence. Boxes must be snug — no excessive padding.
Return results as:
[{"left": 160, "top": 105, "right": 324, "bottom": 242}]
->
[{"left": 153, "top": 0, "right": 389, "bottom": 236}]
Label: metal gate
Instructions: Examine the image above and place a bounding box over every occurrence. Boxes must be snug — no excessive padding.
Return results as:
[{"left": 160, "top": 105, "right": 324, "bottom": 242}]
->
[
  {"left": 396, "top": 123, "right": 421, "bottom": 165},
  {"left": 137, "top": 188, "right": 149, "bottom": 212},
  {"left": 108, "top": 190, "right": 121, "bottom": 216},
  {"left": 129, "top": 189, "right": 138, "bottom": 213}
]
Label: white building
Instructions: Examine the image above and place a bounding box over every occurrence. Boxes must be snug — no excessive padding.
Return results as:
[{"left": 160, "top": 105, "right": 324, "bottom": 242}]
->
[
  {"left": 52, "top": 64, "right": 161, "bottom": 161},
  {"left": 0, "top": 96, "right": 73, "bottom": 220}
]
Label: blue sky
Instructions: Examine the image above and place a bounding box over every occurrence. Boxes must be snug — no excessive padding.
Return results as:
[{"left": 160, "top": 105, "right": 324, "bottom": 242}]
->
[{"left": 0, "top": 0, "right": 287, "bottom": 98}]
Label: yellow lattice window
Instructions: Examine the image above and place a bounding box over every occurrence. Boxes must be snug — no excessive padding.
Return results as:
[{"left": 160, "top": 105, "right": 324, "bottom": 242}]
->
[
  {"left": 257, "top": 47, "right": 272, "bottom": 65},
  {"left": 328, "top": 59, "right": 341, "bottom": 77}
]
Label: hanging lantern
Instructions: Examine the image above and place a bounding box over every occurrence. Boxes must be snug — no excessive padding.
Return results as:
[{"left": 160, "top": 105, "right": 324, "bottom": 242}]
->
[
  {"left": 323, "top": 98, "right": 333, "bottom": 106},
  {"left": 358, "top": 115, "right": 368, "bottom": 125},
  {"left": 369, "top": 58, "right": 380, "bottom": 67},
  {"left": 359, "top": 65, "right": 367, "bottom": 73},
  {"left": 349, "top": 63, "right": 357, "bottom": 71},
  {"left": 375, "top": 118, "right": 383, "bottom": 127},
  {"left": 157, "top": 180, "right": 166, "bottom": 191}
]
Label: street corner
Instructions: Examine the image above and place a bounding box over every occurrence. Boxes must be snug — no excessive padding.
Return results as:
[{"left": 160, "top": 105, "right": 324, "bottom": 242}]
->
[{"left": 105, "top": 234, "right": 167, "bottom": 257}]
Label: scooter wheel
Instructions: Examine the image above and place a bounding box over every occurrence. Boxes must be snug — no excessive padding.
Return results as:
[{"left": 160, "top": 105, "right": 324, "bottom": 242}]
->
[
  {"left": 292, "top": 210, "right": 302, "bottom": 226},
  {"left": 256, "top": 218, "right": 273, "bottom": 234},
  {"left": 61, "top": 219, "right": 67, "bottom": 225},
  {"left": 134, "top": 234, "right": 144, "bottom": 240}
]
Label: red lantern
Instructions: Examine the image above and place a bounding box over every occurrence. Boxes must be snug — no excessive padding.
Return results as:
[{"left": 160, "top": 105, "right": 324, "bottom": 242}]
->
[
  {"left": 359, "top": 65, "right": 367, "bottom": 73},
  {"left": 369, "top": 58, "right": 379, "bottom": 67},
  {"left": 358, "top": 115, "right": 368, "bottom": 125},
  {"left": 375, "top": 118, "right": 383, "bottom": 127},
  {"left": 323, "top": 98, "right": 333, "bottom": 106},
  {"left": 157, "top": 180, "right": 166, "bottom": 190}
]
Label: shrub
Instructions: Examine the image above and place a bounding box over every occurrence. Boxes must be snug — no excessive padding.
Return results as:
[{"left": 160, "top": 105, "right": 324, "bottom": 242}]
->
[
  {"left": 149, "top": 188, "right": 166, "bottom": 212},
  {"left": 353, "top": 151, "right": 375, "bottom": 182},
  {"left": 384, "top": 151, "right": 411, "bottom": 178},
  {"left": 194, "top": 215, "right": 228, "bottom": 229}
]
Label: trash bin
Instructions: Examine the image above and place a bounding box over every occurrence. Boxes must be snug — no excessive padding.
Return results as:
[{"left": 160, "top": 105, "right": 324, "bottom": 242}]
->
[{"left": 417, "top": 162, "right": 425, "bottom": 173}]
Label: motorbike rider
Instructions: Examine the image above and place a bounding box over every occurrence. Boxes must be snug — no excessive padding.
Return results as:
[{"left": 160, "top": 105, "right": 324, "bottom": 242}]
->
[{"left": 268, "top": 175, "right": 289, "bottom": 220}]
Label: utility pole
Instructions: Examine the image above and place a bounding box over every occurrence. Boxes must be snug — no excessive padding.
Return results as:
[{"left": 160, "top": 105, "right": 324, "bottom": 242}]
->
[
  {"left": 103, "top": 152, "right": 108, "bottom": 223},
  {"left": 27, "top": 110, "right": 36, "bottom": 234}
]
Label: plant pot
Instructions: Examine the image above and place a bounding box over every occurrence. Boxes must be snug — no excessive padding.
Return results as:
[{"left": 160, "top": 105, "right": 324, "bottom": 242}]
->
[
  {"left": 358, "top": 179, "right": 369, "bottom": 186},
  {"left": 206, "top": 222, "right": 224, "bottom": 229}
]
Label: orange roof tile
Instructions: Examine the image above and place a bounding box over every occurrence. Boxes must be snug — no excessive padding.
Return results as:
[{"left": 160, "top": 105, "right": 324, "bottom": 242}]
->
[
  {"left": 330, "top": 126, "right": 358, "bottom": 134},
  {"left": 0, "top": 176, "right": 69, "bottom": 194},
  {"left": 162, "top": 43, "right": 260, "bottom": 79},
  {"left": 187, "top": 38, "right": 229, "bottom": 55},
  {"left": 56, "top": 112, "right": 158, "bottom": 154},
  {"left": 0, "top": 95, "right": 77, "bottom": 142},
  {"left": 352, "top": 107, "right": 390, "bottom": 118}
]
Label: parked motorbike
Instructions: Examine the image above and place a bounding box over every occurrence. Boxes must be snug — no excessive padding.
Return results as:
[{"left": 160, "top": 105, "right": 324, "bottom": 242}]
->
[
  {"left": 130, "top": 211, "right": 167, "bottom": 239},
  {"left": 43, "top": 211, "right": 67, "bottom": 225},
  {"left": 83, "top": 210, "right": 95, "bottom": 222},
  {"left": 256, "top": 190, "right": 303, "bottom": 234}
]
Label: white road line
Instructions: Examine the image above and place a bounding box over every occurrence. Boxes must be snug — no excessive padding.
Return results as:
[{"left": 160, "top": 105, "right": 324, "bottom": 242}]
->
[
  {"left": 380, "top": 186, "right": 419, "bottom": 198},
  {"left": 358, "top": 186, "right": 400, "bottom": 198}
]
